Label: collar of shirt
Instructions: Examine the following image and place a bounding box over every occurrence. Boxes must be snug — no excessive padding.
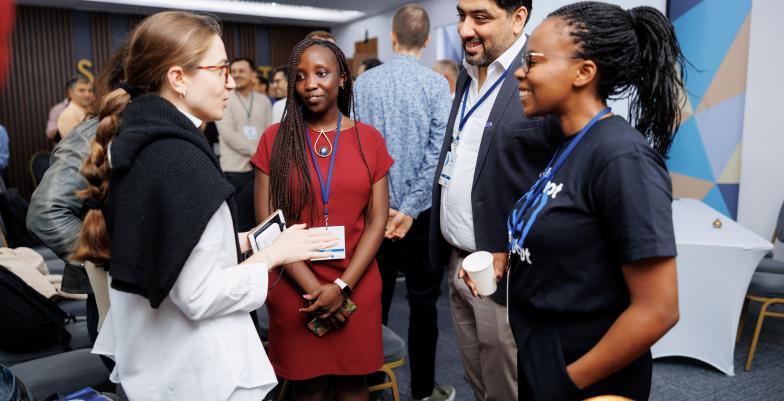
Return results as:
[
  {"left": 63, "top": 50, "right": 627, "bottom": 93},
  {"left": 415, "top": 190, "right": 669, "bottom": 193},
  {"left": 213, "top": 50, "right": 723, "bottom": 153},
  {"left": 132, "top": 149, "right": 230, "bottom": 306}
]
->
[
  {"left": 463, "top": 33, "right": 527, "bottom": 89},
  {"left": 177, "top": 107, "right": 203, "bottom": 128},
  {"left": 391, "top": 54, "right": 417, "bottom": 64}
]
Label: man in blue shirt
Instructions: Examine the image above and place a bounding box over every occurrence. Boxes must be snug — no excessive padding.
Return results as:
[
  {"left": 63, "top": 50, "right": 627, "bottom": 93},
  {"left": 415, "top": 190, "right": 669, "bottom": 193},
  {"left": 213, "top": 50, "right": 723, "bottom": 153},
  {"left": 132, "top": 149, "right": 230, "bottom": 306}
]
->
[
  {"left": 0, "top": 124, "right": 8, "bottom": 171},
  {"left": 354, "top": 4, "right": 453, "bottom": 401}
]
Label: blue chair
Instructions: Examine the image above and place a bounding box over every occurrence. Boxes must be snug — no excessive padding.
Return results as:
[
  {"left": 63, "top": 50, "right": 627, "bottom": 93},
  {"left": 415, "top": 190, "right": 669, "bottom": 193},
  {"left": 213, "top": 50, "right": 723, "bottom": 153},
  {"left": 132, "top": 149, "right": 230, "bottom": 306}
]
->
[
  {"left": 275, "top": 325, "right": 406, "bottom": 401},
  {"left": 368, "top": 325, "right": 406, "bottom": 401},
  {"left": 737, "top": 201, "right": 784, "bottom": 371}
]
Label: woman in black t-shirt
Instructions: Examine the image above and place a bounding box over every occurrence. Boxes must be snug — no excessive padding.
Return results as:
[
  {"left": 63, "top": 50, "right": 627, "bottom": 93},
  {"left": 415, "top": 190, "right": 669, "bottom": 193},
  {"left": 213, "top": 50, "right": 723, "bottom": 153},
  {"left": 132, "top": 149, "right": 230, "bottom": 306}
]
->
[{"left": 485, "top": 2, "right": 684, "bottom": 400}]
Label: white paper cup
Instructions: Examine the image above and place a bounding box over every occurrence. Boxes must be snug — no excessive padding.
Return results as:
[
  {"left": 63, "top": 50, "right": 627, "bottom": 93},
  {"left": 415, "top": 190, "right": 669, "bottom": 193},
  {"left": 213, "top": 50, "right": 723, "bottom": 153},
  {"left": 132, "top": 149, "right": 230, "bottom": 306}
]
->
[{"left": 462, "top": 251, "right": 497, "bottom": 296}]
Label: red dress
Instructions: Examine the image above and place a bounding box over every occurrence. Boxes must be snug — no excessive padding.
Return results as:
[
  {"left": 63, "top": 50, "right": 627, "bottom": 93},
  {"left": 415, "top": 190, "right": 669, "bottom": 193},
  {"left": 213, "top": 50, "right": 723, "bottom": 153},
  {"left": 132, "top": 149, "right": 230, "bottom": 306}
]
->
[{"left": 251, "top": 121, "right": 393, "bottom": 379}]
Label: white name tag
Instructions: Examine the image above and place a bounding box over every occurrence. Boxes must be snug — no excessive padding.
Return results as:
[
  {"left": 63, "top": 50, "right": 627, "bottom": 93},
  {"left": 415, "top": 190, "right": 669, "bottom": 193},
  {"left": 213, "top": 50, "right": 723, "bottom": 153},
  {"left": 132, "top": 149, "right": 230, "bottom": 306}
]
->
[
  {"left": 310, "top": 225, "right": 346, "bottom": 261},
  {"left": 438, "top": 150, "right": 456, "bottom": 188},
  {"left": 243, "top": 125, "right": 258, "bottom": 141}
]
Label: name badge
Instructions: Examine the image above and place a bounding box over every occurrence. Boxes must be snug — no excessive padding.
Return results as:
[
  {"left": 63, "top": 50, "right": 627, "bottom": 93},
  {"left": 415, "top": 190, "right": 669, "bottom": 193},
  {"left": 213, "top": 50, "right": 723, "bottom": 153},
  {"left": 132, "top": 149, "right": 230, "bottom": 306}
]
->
[
  {"left": 243, "top": 125, "right": 259, "bottom": 141},
  {"left": 438, "top": 149, "right": 457, "bottom": 188},
  {"left": 311, "top": 225, "right": 346, "bottom": 261}
]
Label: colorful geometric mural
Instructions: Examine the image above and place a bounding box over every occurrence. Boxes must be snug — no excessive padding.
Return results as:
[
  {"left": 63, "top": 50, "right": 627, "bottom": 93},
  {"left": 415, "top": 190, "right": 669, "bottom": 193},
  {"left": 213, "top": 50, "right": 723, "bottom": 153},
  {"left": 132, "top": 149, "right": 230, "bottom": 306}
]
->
[{"left": 667, "top": 0, "right": 752, "bottom": 219}]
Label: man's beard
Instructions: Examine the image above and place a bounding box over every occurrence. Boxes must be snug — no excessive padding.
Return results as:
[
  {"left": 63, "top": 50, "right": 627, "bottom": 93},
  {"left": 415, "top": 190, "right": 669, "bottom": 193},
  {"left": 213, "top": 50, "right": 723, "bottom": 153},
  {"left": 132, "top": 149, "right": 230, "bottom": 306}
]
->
[{"left": 464, "top": 36, "right": 512, "bottom": 67}]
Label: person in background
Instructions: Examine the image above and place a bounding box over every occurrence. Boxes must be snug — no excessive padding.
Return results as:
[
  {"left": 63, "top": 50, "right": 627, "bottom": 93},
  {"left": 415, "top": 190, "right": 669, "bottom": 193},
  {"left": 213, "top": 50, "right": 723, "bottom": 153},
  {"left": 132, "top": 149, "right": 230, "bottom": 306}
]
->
[
  {"left": 253, "top": 72, "right": 270, "bottom": 97},
  {"left": 355, "top": 58, "right": 382, "bottom": 78},
  {"left": 27, "top": 40, "right": 129, "bottom": 356},
  {"left": 305, "top": 30, "right": 336, "bottom": 44},
  {"left": 353, "top": 4, "right": 454, "bottom": 401},
  {"left": 501, "top": 3, "right": 682, "bottom": 399},
  {"left": 270, "top": 64, "right": 288, "bottom": 124},
  {"left": 56, "top": 75, "right": 94, "bottom": 139},
  {"left": 216, "top": 57, "right": 272, "bottom": 231},
  {"left": 0, "top": 124, "right": 8, "bottom": 172},
  {"left": 433, "top": 59, "right": 459, "bottom": 99},
  {"left": 430, "top": 1, "right": 559, "bottom": 400},
  {"left": 46, "top": 96, "right": 69, "bottom": 141},
  {"left": 253, "top": 38, "right": 391, "bottom": 401},
  {"left": 71, "top": 12, "right": 337, "bottom": 401}
]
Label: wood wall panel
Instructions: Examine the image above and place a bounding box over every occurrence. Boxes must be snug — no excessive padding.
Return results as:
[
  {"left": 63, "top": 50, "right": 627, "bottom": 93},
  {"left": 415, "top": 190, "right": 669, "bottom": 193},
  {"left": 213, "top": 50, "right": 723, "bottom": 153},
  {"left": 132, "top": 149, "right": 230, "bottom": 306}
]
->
[
  {"left": 91, "top": 12, "right": 112, "bottom": 74},
  {"left": 269, "top": 25, "right": 327, "bottom": 67},
  {"left": 0, "top": 6, "right": 73, "bottom": 198},
  {"left": 0, "top": 6, "right": 323, "bottom": 199}
]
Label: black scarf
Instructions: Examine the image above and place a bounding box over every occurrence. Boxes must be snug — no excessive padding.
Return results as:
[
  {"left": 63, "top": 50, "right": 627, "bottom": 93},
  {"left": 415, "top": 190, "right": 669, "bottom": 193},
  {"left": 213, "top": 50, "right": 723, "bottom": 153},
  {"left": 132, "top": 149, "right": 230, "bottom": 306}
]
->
[{"left": 104, "top": 94, "right": 238, "bottom": 308}]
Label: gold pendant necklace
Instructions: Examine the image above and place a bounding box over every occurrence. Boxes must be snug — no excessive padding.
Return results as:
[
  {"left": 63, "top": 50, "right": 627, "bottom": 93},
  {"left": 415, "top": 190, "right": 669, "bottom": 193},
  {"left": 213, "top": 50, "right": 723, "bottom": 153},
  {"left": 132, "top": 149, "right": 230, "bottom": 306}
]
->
[
  {"left": 313, "top": 129, "right": 334, "bottom": 158},
  {"left": 308, "top": 125, "right": 338, "bottom": 158}
]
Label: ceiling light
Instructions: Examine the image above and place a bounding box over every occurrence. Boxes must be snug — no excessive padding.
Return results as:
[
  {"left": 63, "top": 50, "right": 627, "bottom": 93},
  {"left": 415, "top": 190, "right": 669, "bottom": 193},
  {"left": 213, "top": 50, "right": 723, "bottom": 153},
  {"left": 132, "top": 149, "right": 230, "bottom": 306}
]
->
[{"left": 81, "top": 0, "right": 365, "bottom": 23}]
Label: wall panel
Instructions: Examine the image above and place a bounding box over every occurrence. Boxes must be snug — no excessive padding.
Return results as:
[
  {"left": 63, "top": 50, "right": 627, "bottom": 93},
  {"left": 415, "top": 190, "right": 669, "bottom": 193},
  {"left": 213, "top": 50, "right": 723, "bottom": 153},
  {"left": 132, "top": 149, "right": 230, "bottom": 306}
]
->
[{"left": 0, "top": 6, "right": 73, "bottom": 198}]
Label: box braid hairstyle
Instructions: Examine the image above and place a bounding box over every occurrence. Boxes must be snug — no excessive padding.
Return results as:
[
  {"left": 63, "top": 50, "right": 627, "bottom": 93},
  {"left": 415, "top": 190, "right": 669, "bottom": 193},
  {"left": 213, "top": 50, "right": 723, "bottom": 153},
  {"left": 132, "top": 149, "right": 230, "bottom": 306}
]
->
[
  {"left": 549, "top": 2, "right": 686, "bottom": 156},
  {"left": 269, "top": 38, "right": 372, "bottom": 224}
]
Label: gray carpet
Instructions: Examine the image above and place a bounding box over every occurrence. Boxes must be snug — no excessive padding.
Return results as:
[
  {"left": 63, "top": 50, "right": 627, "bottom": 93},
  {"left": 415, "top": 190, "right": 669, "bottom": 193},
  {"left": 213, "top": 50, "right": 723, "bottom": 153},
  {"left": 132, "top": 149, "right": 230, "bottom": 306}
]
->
[{"left": 385, "top": 279, "right": 784, "bottom": 401}]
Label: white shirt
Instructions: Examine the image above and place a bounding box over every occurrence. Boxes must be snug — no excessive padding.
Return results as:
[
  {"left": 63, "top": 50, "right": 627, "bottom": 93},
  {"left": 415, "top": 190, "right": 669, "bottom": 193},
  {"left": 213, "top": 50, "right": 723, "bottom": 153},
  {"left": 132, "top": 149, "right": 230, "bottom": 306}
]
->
[
  {"left": 271, "top": 97, "right": 286, "bottom": 125},
  {"left": 440, "top": 34, "right": 527, "bottom": 251},
  {"left": 93, "top": 202, "right": 276, "bottom": 401},
  {"left": 97, "top": 110, "right": 275, "bottom": 400}
]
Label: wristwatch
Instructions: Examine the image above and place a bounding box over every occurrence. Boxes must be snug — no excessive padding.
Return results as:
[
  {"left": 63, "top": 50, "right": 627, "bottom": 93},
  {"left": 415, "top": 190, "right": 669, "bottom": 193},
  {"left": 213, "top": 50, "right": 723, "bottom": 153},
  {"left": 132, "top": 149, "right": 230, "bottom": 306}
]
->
[{"left": 333, "top": 277, "right": 353, "bottom": 298}]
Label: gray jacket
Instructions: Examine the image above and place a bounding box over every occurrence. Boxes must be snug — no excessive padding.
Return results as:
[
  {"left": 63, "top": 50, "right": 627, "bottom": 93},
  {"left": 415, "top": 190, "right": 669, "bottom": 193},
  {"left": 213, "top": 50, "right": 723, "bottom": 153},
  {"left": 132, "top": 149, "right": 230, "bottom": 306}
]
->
[{"left": 27, "top": 119, "right": 97, "bottom": 259}]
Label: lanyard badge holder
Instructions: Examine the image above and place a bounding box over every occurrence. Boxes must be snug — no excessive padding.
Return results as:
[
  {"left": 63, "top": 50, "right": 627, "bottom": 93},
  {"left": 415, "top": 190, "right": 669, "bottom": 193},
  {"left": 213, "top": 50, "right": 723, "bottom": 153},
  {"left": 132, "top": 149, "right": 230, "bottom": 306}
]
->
[
  {"left": 439, "top": 65, "right": 512, "bottom": 188},
  {"left": 240, "top": 93, "right": 259, "bottom": 140},
  {"left": 504, "top": 107, "right": 611, "bottom": 314},
  {"left": 305, "top": 112, "right": 346, "bottom": 261}
]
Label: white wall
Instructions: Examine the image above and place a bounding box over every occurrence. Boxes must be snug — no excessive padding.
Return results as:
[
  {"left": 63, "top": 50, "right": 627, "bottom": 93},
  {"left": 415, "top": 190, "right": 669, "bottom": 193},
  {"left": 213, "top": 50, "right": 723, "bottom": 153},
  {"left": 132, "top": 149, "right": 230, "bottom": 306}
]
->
[
  {"left": 334, "top": 0, "right": 666, "bottom": 67},
  {"left": 737, "top": 0, "right": 784, "bottom": 238}
]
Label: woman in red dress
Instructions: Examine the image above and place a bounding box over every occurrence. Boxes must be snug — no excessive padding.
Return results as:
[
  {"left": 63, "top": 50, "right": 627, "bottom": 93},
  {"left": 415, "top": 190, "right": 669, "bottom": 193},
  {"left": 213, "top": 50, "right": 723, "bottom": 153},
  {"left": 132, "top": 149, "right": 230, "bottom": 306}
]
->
[{"left": 251, "top": 38, "right": 392, "bottom": 400}]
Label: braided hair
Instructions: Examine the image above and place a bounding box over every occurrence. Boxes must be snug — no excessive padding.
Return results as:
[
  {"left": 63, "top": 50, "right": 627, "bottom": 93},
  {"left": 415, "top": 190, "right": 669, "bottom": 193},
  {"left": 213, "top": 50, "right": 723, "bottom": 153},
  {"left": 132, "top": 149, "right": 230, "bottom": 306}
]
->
[
  {"left": 269, "top": 39, "right": 372, "bottom": 223},
  {"left": 549, "top": 2, "right": 686, "bottom": 156}
]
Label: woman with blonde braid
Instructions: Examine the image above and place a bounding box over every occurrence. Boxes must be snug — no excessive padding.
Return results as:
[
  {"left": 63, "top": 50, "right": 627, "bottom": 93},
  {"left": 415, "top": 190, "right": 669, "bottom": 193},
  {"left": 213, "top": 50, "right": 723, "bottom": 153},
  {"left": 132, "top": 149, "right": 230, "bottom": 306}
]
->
[{"left": 72, "top": 11, "right": 336, "bottom": 401}]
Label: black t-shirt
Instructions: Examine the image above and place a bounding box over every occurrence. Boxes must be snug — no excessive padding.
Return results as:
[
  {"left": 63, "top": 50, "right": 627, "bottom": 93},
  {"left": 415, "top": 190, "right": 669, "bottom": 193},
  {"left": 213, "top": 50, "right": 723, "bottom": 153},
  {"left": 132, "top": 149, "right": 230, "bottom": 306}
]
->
[{"left": 509, "top": 115, "right": 676, "bottom": 317}]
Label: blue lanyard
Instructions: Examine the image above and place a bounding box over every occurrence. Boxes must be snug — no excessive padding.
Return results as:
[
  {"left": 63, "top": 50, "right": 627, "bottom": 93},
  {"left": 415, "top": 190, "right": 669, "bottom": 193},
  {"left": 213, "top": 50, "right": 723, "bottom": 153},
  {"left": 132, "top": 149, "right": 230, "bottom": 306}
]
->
[
  {"left": 506, "top": 107, "right": 611, "bottom": 255},
  {"left": 305, "top": 113, "right": 342, "bottom": 226},
  {"left": 457, "top": 64, "right": 512, "bottom": 138}
]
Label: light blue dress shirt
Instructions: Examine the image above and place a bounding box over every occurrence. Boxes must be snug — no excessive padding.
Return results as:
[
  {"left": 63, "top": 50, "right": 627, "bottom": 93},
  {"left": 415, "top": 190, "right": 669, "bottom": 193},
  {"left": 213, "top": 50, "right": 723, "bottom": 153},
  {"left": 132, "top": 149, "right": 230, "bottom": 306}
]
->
[{"left": 353, "top": 55, "right": 451, "bottom": 218}]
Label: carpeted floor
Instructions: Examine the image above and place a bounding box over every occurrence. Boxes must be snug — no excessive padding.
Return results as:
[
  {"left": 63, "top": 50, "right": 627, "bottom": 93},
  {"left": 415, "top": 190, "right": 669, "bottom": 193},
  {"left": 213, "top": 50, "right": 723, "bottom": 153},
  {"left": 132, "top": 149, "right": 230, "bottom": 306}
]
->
[{"left": 385, "top": 278, "right": 784, "bottom": 401}]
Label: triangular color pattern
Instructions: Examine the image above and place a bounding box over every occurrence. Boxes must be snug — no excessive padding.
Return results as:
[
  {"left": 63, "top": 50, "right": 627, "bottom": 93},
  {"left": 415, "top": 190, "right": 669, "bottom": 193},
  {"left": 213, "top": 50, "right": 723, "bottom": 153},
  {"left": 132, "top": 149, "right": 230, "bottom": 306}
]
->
[
  {"left": 718, "top": 143, "right": 742, "bottom": 184},
  {"left": 671, "top": 172, "right": 714, "bottom": 200},
  {"left": 666, "top": 118, "right": 715, "bottom": 182},
  {"left": 694, "top": 94, "right": 745, "bottom": 180},
  {"left": 718, "top": 184, "right": 740, "bottom": 219},
  {"left": 673, "top": 0, "right": 751, "bottom": 111},
  {"left": 669, "top": 0, "right": 703, "bottom": 20},
  {"left": 703, "top": 185, "right": 731, "bottom": 218},
  {"left": 696, "top": 15, "right": 751, "bottom": 113}
]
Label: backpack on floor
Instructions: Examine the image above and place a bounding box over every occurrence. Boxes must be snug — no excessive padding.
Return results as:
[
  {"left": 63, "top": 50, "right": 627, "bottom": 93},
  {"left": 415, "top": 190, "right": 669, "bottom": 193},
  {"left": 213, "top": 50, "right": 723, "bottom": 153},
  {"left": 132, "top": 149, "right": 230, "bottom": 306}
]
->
[{"left": 0, "top": 266, "right": 72, "bottom": 353}]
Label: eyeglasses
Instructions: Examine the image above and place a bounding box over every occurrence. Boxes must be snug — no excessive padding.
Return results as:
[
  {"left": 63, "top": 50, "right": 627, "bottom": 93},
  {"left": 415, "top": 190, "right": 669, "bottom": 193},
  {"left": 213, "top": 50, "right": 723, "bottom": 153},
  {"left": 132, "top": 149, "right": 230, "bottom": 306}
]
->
[
  {"left": 196, "top": 62, "right": 231, "bottom": 84},
  {"left": 521, "top": 52, "right": 582, "bottom": 74}
]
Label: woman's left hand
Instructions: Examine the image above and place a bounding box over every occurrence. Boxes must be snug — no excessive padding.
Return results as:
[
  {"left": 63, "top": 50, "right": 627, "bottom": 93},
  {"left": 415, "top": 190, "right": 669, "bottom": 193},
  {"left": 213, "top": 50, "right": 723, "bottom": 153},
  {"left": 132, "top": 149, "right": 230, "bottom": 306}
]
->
[{"left": 299, "top": 283, "right": 345, "bottom": 319}]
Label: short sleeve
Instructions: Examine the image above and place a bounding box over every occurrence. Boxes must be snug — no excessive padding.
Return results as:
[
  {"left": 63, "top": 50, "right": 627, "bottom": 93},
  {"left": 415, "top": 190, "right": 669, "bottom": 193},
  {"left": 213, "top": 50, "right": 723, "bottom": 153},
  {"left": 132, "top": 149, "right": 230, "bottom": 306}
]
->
[
  {"left": 250, "top": 123, "right": 279, "bottom": 174},
  {"left": 363, "top": 123, "right": 394, "bottom": 183},
  {"left": 591, "top": 147, "right": 677, "bottom": 265}
]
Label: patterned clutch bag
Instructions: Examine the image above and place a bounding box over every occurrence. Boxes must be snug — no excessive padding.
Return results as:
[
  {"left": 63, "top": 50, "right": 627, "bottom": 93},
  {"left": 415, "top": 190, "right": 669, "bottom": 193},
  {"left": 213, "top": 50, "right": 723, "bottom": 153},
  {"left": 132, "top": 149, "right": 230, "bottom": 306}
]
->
[{"left": 307, "top": 298, "right": 357, "bottom": 337}]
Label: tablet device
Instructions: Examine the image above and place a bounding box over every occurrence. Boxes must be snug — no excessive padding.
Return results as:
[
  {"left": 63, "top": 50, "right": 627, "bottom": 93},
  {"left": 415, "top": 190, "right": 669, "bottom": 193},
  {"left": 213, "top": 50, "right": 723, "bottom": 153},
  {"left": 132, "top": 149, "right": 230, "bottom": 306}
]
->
[{"left": 248, "top": 210, "right": 286, "bottom": 253}]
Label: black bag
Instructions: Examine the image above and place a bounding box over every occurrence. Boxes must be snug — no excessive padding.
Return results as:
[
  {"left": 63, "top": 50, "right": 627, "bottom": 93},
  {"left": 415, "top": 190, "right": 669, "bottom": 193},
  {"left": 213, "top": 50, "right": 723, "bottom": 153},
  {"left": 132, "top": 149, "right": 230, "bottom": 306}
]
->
[
  {"left": 0, "top": 266, "right": 72, "bottom": 353},
  {"left": 0, "top": 189, "right": 39, "bottom": 248}
]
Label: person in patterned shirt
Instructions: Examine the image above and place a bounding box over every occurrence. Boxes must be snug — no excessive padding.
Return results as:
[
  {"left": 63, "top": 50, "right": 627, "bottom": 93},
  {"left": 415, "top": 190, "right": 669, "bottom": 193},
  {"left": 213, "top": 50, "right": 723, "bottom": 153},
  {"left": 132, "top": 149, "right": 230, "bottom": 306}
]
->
[{"left": 353, "top": 4, "right": 454, "bottom": 401}]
